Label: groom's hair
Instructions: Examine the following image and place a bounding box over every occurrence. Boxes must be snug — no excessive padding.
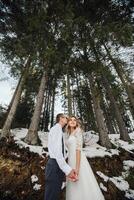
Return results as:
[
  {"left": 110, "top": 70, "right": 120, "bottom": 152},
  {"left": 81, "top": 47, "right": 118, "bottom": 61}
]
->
[{"left": 56, "top": 113, "right": 64, "bottom": 123}]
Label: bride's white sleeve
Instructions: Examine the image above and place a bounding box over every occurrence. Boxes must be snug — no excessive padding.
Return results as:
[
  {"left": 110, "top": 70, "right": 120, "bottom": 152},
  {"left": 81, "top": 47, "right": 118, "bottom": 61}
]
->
[{"left": 76, "top": 129, "right": 83, "bottom": 151}]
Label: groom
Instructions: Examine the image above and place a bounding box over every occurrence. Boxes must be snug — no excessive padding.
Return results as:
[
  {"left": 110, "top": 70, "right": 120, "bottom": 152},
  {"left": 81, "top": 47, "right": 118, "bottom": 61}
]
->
[{"left": 44, "top": 113, "right": 77, "bottom": 200}]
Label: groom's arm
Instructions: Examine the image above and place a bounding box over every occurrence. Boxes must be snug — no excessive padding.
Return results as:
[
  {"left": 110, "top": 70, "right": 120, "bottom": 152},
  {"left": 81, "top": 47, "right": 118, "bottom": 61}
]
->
[{"left": 49, "top": 126, "right": 72, "bottom": 176}]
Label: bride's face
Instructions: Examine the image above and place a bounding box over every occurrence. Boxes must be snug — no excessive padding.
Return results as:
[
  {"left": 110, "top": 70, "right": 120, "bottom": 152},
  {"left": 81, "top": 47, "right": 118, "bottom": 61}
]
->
[{"left": 68, "top": 117, "right": 77, "bottom": 128}]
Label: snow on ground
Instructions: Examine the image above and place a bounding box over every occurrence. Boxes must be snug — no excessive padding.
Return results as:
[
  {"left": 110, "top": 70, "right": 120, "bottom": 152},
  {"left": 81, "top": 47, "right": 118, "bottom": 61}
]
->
[
  {"left": 109, "top": 132, "right": 134, "bottom": 153},
  {"left": 96, "top": 171, "right": 109, "bottom": 182},
  {"left": 83, "top": 131, "right": 134, "bottom": 158},
  {"left": 83, "top": 130, "right": 99, "bottom": 145},
  {"left": 97, "top": 171, "right": 134, "bottom": 199},
  {"left": 96, "top": 160, "right": 134, "bottom": 199},
  {"left": 10, "top": 128, "right": 134, "bottom": 159},
  {"left": 100, "top": 182, "right": 107, "bottom": 192},
  {"left": 122, "top": 160, "right": 134, "bottom": 179},
  {"left": 31, "top": 174, "right": 41, "bottom": 191},
  {"left": 83, "top": 131, "right": 120, "bottom": 158},
  {"left": 11, "top": 128, "right": 48, "bottom": 157},
  {"left": 123, "top": 160, "right": 134, "bottom": 170},
  {"left": 38, "top": 131, "right": 48, "bottom": 148},
  {"left": 83, "top": 144, "right": 119, "bottom": 158},
  {"left": 31, "top": 175, "right": 39, "bottom": 183},
  {"left": 110, "top": 176, "right": 129, "bottom": 191},
  {"left": 3, "top": 128, "right": 134, "bottom": 198},
  {"left": 10, "top": 152, "right": 21, "bottom": 158},
  {"left": 126, "top": 190, "right": 134, "bottom": 199},
  {"left": 33, "top": 183, "right": 41, "bottom": 191}
]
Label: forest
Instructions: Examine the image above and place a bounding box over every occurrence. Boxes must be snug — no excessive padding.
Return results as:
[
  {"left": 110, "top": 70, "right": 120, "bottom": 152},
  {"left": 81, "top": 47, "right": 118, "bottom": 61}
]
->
[{"left": 0, "top": 0, "right": 134, "bottom": 200}]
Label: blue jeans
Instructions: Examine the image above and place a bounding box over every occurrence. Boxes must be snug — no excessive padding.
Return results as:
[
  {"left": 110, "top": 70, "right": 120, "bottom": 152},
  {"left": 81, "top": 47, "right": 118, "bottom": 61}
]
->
[{"left": 44, "top": 158, "right": 65, "bottom": 200}]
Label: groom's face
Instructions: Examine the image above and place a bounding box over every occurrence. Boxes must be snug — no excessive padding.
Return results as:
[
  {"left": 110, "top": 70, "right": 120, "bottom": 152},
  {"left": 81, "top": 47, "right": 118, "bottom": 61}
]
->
[{"left": 61, "top": 115, "right": 68, "bottom": 126}]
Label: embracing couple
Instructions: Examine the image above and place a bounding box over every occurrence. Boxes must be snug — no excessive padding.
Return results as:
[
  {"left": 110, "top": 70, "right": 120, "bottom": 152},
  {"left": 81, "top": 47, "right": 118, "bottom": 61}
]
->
[{"left": 44, "top": 113, "right": 105, "bottom": 200}]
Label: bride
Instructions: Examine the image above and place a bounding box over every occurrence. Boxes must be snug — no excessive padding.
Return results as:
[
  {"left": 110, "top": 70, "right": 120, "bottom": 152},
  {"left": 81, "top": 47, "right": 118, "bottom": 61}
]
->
[{"left": 65, "top": 116, "right": 105, "bottom": 200}]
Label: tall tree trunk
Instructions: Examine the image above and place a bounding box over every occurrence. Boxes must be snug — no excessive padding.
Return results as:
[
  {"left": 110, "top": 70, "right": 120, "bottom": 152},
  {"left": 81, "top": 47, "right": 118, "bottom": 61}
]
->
[
  {"left": 84, "top": 77, "right": 97, "bottom": 131},
  {"left": 50, "top": 77, "right": 56, "bottom": 127},
  {"left": 1, "top": 76, "right": 22, "bottom": 128},
  {"left": 40, "top": 94, "right": 46, "bottom": 131},
  {"left": 0, "top": 58, "right": 31, "bottom": 138},
  {"left": 88, "top": 37, "right": 131, "bottom": 141},
  {"left": 41, "top": 84, "right": 49, "bottom": 131},
  {"left": 50, "top": 88, "right": 55, "bottom": 127},
  {"left": 103, "top": 43, "right": 134, "bottom": 117},
  {"left": 101, "top": 75, "right": 131, "bottom": 141},
  {"left": 25, "top": 68, "right": 47, "bottom": 145},
  {"left": 67, "top": 73, "right": 72, "bottom": 116},
  {"left": 44, "top": 91, "right": 51, "bottom": 131},
  {"left": 72, "top": 93, "right": 76, "bottom": 116},
  {"left": 101, "top": 98, "right": 116, "bottom": 135},
  {"left": 97, "top": 78, "right": 116, "bottom": 135},
  {"left": 75, "top": 71, "right": 83, "bottom": 119},
  {"left": 7, "top": 76, "right": 22, "bottom": 113},
  {"left": 89, "top": 73, "right": 112, "bottom": 148}
]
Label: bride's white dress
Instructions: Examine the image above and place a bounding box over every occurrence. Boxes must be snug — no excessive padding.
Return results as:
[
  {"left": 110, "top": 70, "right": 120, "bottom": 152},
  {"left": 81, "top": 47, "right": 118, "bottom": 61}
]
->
[{"left": 65, "top": 128, "right": 105, "bottom": 200}]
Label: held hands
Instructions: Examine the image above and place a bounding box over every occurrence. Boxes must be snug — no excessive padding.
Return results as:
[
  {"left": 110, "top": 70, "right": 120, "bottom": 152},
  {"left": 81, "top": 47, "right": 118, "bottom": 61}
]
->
[{"left": 67, "top": 169, "right": 79, "bottom": 182}]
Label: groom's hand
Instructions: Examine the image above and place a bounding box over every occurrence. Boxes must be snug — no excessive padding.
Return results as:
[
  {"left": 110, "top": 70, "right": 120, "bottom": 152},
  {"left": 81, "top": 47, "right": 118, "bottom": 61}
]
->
[{"left": 67, "top": 169, "right": 78, "bottom": 182}]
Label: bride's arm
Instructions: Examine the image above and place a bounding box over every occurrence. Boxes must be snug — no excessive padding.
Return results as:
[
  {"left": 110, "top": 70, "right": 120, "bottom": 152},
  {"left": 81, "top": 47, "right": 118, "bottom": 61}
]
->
[
  {"left": 76, "top": 150, "right": 81, "bottom": 175},
  {"left": 75, "top": 129, "right": 83, "bottom": 176}
]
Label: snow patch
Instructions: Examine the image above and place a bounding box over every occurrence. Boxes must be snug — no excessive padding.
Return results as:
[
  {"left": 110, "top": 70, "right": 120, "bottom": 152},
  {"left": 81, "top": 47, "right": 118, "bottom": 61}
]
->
[
  {"left": 96, "top": 171, "right": 109, "bottom": 182},
  {"left": 100, "top": 182, "right": 107, "bottom": 192},
  {"left": 33, "top": 184, "right": 41, "bottom": 191},
  {"left": 125, "top": 189, "right": 134, "bottom": 199},
  {"left": 97, "top": 171, "right": 134, "bottom": 199},
  {"left": 109, "top": 132, "right": 134, "bottom": 153},
  {"left": 11, "top": 128, "right": 48, "bottom": 156},
  {"left": 11, "top": 152, "right": 20, "bottom": 158},
  {"left": 110, "top": 176, "right": 129, "bottom": 191},
  {"left": 83, "top": 144, "right": 119, "bottom": 158},
  {"left": 31, "top": 175, "right": 41, "bottom": 191},
  {"left": 83, "top": 131, "right": 99, "bottom": 146},
  {"left": 31, "top": 175, "right": 38, "bottom": 183},
  {"left": 123, "top": 160, "right": 134, "bottom": 170},
  {"left": 11, "top": 128, "right": 134, "bottom": 159}
]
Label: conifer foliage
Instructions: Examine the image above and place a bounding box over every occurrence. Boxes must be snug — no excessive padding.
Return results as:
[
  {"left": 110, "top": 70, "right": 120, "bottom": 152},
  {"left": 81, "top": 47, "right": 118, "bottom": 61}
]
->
[{"left": 0, "top": 0, "right": 134, "bottom": 146}]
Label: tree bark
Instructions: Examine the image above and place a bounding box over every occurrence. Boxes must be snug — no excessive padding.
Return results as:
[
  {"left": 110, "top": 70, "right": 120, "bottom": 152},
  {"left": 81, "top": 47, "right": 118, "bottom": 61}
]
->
[
  {"left": 25, "top": 68, "right": 47, "bottom": 145},
  {"left": 103, "top": 43, "right": 134, "bottom": 118},
  {"left": 44, "top": 90, "right": 51, "bottom": 131},
  {"left": 75, "top": 71, "right": 83, "bottom": 119},
  {"left": 101, "top": 75, "right": 131, "bottom": 141},
  {"left": 67, "top": 73, "right": 72, "bottom": 116},
  {"left": 50, "top": 87, "right": 55, "bottom": 127},
  {"left": 0, "top": 58, "right": 31, "bottom": 138},
  {"left": 84, "top": 77, "right": 97, "bottom": 131},
  {"left": 41, "top": 83, "right": 49, "bottom": 131},
  {"left": 88, "top": 36, "right": 131, "bottom": 142},
  {"left": 89, "top": 73, "right": 112, "bottom": 148},
  {"left": 101, "top": 98, "right": 116, "bottom": 135}
]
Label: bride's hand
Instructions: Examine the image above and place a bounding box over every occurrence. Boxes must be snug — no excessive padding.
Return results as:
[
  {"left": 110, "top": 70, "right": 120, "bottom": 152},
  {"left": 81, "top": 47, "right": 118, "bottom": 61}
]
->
[
  {"left": 75, "top": 169, "right": 79, "bottom": 178},
  {"left": 67, "top": 169, "right": 78, "bottom": 182}
]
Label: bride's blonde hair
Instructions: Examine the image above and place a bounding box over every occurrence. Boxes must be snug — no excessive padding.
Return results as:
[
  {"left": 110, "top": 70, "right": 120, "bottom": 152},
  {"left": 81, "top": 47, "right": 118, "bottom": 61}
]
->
[{"left": 66, "top": 116, "right": 79, "bottom": 134}]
